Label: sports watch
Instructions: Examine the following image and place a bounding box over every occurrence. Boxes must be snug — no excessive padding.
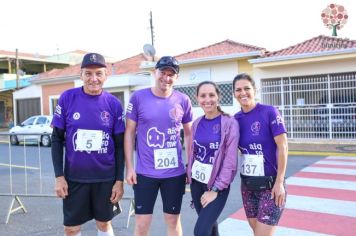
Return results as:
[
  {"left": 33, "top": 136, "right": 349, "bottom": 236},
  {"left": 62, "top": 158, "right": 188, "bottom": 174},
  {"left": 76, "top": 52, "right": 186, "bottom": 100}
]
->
[{"left": 211, "top": 186, "right": 220, "bottom": 193}]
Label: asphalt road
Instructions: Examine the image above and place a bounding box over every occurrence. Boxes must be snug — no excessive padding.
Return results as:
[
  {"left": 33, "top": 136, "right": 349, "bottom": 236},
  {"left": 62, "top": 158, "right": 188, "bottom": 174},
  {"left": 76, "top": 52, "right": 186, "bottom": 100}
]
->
[{"left": 0, "top": 143, "right": 326, "bottom": 235}]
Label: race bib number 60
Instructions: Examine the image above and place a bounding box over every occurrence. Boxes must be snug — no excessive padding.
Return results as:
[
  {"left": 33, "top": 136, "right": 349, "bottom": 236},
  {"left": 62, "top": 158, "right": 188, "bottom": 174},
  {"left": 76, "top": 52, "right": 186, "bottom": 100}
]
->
[{"left": 154, "top": 148, "right": 178, "bottom": 169}]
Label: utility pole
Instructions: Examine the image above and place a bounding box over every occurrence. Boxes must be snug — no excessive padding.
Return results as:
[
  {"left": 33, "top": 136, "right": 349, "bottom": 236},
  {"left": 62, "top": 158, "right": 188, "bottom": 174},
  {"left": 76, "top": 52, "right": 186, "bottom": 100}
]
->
[
  {"left": 150, "top": 11, "right": 154, "bottom": 47},
  {"left": 16, "top": 48, "right": 19, "bottom": 89}
]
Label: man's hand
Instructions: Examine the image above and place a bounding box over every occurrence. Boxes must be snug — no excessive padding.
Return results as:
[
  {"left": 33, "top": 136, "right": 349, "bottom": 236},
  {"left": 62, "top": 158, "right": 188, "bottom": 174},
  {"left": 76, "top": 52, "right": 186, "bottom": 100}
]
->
[
  {"left": 126, "top": 167, "right": 137, "bottom": 185},
  {"left": 110, "top": 181, "right": 124, "bottom": 204},
  {"left": 55, "top": 176, "right": 68, "bottom": 199}
]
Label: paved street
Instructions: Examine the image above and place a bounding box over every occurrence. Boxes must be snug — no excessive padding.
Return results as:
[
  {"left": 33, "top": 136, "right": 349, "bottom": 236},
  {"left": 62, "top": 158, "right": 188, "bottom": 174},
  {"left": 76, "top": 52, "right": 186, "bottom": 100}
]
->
[{"left": 0, "top": 138, "right": 355, "bottom": 235}]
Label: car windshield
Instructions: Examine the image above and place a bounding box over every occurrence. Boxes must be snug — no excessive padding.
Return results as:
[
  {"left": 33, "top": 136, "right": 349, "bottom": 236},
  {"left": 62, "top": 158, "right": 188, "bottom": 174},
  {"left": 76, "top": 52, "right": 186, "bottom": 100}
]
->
[{"left": 22, "top": 117, "right": 36, "bottom": 126}]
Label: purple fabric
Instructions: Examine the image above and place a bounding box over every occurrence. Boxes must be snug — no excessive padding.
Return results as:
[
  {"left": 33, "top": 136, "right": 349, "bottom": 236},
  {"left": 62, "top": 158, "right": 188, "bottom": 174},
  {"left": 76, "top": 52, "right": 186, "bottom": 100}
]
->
[
  {"left": 193, "top": 116, "right": 221, "bottom": 164},
  {"left": 234, "top": 103, "right": 287, "bottom": 176},
  {"left": 126, "top": 88, "right": 193, "bottom": 178},
  {"left": 51, "top": 87, "right": 125, "bottom": 182},
  {"left": 187, "top": 115, "right": 239, "bottom": 190}
]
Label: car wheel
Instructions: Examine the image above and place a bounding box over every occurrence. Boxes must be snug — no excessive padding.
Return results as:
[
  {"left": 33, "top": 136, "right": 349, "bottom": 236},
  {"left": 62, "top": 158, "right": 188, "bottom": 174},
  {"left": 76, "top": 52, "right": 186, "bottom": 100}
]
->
[
  {"left": 41, "top": 135, "right": 51, "bottom": 147},
  {"left": 10, "top": 135, "right": 19, "bottom": 145}
]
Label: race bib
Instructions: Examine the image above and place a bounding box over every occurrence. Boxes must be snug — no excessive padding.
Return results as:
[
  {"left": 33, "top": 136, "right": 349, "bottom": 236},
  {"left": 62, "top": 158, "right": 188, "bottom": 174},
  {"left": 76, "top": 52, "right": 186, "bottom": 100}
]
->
[
  {"left": 154, "top": 148, "right": 178, "bottom": 169},
  {"left": 240, "top": 154, "right": 265, "bottom": 176},
  {"left": 76, "top": 129, "right": 103, "bottom": 151},
  {"left": 191, "top": 160, "right": 213, "bottom": 184}
]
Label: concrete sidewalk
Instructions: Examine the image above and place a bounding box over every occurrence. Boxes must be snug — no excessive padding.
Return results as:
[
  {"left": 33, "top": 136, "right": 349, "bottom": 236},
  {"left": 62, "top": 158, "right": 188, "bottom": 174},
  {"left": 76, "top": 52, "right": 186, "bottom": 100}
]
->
[{"left": 289, "top": 140, "right": 356, "bottom": 155}]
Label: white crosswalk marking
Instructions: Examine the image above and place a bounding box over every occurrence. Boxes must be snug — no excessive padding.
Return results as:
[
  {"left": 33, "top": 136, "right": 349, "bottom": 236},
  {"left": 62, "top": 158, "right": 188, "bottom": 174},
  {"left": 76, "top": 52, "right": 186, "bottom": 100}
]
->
[{"left": 219, "top": 156, "right": 356, "bottom": 235}]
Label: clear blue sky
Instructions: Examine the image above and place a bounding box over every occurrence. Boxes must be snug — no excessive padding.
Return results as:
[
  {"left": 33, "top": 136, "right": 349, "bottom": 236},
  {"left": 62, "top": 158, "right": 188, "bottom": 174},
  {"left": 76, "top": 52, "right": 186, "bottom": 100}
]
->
[{"left": 1, "top": 0, "right": 355, "bottom": 60}]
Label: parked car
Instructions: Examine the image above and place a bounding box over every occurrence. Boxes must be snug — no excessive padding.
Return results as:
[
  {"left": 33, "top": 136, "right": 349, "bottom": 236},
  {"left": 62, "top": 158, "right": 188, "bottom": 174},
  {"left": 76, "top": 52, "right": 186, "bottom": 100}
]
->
[{"left": 9, "top": 115, "right": 53, "bottom": 147}]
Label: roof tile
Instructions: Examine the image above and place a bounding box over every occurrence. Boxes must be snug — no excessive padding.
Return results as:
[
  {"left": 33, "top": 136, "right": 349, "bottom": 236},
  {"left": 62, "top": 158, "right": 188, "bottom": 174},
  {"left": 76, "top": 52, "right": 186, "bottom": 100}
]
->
[
  {"left": 175, "top": 39, "right": 265, "bottom": 60},
  {"left": 265, "top": 35, "right": 356, "bottom": 57}
]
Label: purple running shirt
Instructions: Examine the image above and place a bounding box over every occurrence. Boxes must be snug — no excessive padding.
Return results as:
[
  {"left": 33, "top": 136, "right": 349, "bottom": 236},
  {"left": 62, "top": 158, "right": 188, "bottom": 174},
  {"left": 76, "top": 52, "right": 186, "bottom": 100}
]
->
[
  {"left": 234, "top": 103, "right": 287, "bottom": 176},
  {"left": 51, "top": 87, "right": 125, "bottom": 182},
  {"left": 193, "top": 115, "right": 221, "bottom": 164},
  {"left": 126, "top": 88, "right": 193, "bottom": 178}
]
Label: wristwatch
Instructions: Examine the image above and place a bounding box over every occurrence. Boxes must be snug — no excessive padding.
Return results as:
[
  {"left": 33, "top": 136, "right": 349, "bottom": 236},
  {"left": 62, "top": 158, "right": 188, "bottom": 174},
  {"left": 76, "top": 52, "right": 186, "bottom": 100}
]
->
[{"left": 211, "top": 186, "right": 220, "bottom": 193}]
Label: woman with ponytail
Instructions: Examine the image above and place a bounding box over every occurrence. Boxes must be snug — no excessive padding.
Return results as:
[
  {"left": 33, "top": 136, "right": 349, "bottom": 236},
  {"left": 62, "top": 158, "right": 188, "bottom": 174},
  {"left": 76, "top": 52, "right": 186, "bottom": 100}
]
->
[{"left": 186, "top": 81, "right": 239, "bottom": 236}]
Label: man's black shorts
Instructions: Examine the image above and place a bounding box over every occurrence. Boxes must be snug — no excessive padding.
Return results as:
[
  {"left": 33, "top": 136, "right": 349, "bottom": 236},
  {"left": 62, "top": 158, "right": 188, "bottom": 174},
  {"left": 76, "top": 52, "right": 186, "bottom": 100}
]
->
[
  {"left": 63, "top": 180, "right": 115, "bottom": 226},
  {"left": 133, "top": 174, "right": 186, "bottom": 215}
]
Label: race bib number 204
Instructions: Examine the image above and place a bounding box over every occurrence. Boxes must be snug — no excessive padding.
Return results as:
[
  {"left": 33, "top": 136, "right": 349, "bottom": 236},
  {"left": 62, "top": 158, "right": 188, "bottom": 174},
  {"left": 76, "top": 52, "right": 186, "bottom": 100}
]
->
[{"left": 154, "top": 148, "right": 178, "bottom": 169}]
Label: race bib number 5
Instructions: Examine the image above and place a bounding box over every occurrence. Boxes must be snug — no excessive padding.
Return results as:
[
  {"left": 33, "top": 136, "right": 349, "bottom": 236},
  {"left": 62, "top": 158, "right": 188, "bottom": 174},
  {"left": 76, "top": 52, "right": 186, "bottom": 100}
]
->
[
  {"left": 240, "top": 154, "right": 265, "bottom": 176},
  {"left": 76, "top": 129, "right": 103, "bottom": 151},
  {"left": 154, "top": 148, "right": 178, "bottom": 169}
]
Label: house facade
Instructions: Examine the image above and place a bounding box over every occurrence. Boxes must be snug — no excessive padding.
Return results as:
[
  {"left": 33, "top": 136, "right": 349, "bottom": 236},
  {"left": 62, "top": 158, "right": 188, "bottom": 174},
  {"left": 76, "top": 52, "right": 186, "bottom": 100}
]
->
[{"left": 249, "top": 35, "right": 356, "bottom": 140}]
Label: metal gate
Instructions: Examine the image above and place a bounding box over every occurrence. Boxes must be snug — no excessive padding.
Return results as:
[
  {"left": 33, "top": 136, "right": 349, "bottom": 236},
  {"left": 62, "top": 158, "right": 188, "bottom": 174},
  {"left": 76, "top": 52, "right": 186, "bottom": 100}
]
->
[{"left": 261, "top": 71, "right": 356, "bottom": 140}]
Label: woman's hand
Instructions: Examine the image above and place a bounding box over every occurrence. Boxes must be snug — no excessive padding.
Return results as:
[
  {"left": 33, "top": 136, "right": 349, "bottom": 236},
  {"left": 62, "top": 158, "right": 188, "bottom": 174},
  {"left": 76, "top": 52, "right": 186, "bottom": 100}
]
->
[{"left": 200, "top": 190, "right": 218, "bottom": 208}]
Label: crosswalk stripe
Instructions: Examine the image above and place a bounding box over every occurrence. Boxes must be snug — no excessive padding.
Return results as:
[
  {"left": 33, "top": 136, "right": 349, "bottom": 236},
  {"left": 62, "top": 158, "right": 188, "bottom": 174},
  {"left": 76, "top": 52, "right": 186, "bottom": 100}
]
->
[
  {"left": 286, "top": 195, "right": 356, "bottom": 217},
  {"left": 287, "top": 185, "right": 356, "bottom": 201},
  {"left": 316, "top": 160, "right": 356, "bottom": 166},
  {"left": 219, "top": 218, "right": 333, "bottom": 236},
  {"left": 294, "top": 171, "right": 356, "bottom": 182},
  {"left": 302, "top": 166, "right": 356, "bottom": 175},
  {"left": 287, "top": 176, "right": 356, "bottom": 191},
  {"left": 312, "top": 163, "right": 356, "bottom": 169}
]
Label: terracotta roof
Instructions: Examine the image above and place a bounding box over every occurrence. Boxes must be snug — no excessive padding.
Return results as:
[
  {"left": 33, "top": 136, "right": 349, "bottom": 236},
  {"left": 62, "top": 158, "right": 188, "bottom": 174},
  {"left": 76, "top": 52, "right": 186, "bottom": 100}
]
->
[
  {"left": 175, "top": 39, "right": 265, "bottom": 61},
  {"left": 112, "top": 53, "right": 151, "bottom": 74},
  {"left": 265, "top": 35, "right": 356, "bottom": 58},
  {"left": 37, "top": 64, "right": 82, "bottom": 80},
  {"left": 34, "top": 53, "right": 150, "bottom": 81},
  {"left": 0, "top": 50, "right": 47, "bottom": 59},
  {"left": 68, "top": 50, "right": 88, "bottom": 54}
]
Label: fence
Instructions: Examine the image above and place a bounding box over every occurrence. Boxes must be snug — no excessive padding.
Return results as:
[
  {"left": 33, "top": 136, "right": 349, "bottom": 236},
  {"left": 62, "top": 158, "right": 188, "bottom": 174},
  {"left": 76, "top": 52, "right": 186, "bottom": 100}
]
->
[
  {"left": 261, "top": 71, "right": 356, "bottom": 140},
  {"left": 0, "top": 132, "right": 134, "bottom": 227}
]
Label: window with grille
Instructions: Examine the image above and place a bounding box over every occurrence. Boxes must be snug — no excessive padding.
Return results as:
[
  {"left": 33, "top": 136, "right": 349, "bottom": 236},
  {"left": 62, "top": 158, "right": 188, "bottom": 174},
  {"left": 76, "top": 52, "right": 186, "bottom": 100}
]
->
[{"left": 174, "top": 83, "right": 233, "bottom": 107}]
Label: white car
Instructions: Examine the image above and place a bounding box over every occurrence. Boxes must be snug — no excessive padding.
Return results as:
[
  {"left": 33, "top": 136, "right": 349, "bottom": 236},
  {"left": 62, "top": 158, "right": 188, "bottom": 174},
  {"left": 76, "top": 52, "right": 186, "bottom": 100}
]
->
[{"left": 9, "top": 115, "right": 53, "bottom": 147}]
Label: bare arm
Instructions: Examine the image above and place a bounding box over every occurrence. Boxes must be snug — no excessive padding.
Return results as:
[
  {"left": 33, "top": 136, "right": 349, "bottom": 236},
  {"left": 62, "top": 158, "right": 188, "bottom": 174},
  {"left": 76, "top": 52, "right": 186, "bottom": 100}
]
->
[
  {"left": 272, "top": 133, "right": 288, "bottom": 207},
  {"left": 183, "top": 122, "right": 192, "bottom": 164},
  {"left": 124, "top": 119, "right": 137, "bottom": 185}
]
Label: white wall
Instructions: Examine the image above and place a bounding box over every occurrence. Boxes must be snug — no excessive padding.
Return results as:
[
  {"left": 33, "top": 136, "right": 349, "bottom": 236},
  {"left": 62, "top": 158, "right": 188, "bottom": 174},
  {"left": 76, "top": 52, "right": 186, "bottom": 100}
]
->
[{"left": 254, "top": 58, "right": 356, "bottom": 79}]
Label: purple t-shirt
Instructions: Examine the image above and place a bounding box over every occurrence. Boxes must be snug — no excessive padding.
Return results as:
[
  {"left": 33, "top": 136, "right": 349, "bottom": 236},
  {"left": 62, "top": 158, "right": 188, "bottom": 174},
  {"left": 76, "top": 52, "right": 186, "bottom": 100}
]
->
[
  {"left": 193, "top": 115, "right": 221, "bottom": 164},
  {"left": 126, "top": 88, "right": 193, "bottom": 178},
  {"left": 51, "top": 87, "right": 125, "bottom": 182},
  {"left": 234, "top": 103, "right": 287, "bottom": 176}
]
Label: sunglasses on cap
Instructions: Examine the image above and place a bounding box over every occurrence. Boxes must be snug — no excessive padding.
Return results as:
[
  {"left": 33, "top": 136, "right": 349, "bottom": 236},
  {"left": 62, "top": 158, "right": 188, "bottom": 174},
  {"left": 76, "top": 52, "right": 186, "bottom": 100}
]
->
[{"left": 155, "top": 56, "right": 179, "bottom": 74}]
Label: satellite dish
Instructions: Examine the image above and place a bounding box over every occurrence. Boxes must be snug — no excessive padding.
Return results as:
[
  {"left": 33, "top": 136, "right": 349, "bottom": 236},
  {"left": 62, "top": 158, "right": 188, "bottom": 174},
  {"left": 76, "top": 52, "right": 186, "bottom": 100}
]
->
[
  {"left": 17, "top": 69, "right": 25, "bottom": 76},
  {"left": 143, "top": 44, "right": 156, "bottom": 58}
]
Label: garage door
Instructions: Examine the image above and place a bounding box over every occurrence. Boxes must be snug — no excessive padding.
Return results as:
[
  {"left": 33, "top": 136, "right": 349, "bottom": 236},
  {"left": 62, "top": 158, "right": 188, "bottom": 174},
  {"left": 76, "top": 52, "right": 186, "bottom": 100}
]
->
[{"left": 16, "top": 98, "right": 40, "bottom": 124}]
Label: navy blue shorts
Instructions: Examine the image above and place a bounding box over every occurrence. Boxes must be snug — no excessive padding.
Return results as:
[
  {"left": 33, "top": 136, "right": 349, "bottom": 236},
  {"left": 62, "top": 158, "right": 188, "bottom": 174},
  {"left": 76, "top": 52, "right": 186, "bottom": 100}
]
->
[
  {"left": 63, "top": 180, "right": 115, "bottom": 226},
  {"left": 133, "top": 174, "right": 186, "bottom": 214}
]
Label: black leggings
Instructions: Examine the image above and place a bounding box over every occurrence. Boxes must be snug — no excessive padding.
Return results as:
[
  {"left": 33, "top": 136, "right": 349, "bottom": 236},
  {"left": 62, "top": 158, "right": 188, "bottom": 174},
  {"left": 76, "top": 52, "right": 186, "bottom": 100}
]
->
[{"left": 190, "top": 180, "right": 230, "bottom": 236}]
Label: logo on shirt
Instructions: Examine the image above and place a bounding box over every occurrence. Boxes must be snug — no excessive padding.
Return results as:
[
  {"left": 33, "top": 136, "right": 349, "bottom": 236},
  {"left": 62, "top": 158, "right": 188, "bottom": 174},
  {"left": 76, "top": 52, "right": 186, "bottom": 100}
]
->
[
  {"left": 169, "top": 104, "right": 184, "bottom": 123},
  {"left": 147, "top": 127, "right": 165, "bottom": 148},
  {"left": 251, "top": 121, "right": 261, "bottom": 136},
  {"left": 54, "top": 104, "right": 62, "bottom": 117},
  {"left": 126, "top": 102, "right": 133, "bottom": 113},
  {"left": 212, "top": 124, "right": 220, "bottom": 134},
  {"left": 193, "top": 140, "right": 206, "bottom": 161},
  {"left": 276, "top": 115, "right": 284, "bottom": 125},
  {"left": 101, "top": 111, "right": 110, "bottom": 122},
  {"left": 73, "top": 112, "right": 80, "bottom": 120}
]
